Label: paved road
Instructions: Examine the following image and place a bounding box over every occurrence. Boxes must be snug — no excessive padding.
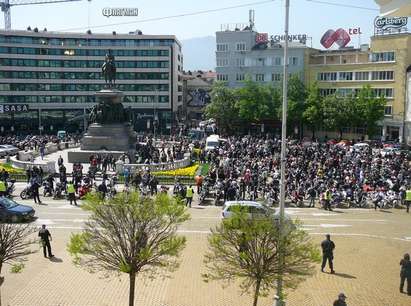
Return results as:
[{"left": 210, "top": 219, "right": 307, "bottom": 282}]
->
[{"left": 2, "top": 184, "right": 411, "bottom": 306}]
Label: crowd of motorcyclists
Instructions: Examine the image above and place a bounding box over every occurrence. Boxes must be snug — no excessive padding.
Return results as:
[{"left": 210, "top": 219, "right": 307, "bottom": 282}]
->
[
  {"left": 198, "top": 136, "right": 411, "bottom": 209},
  {"left": 1, "top": 133, "right": 410, "bottom": 211}
]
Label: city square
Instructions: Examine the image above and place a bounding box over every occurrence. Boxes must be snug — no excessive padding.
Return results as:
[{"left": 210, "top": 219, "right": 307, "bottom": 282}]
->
[{"left": 0, "top": 1, "right": 411, "bottom": 306}]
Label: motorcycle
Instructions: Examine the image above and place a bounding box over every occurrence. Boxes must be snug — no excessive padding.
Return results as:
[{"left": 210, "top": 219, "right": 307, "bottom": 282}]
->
[
  {"left": 4, "top": 179, "right": 15, "bottom": 198},
  {"left": 78, "top": 183, "right": 92, "bottom": 199},
  {"left": 53, "top": 182, "right": 66, "bottom": 200},
  {"left": 42, "top": 181, "right": 54, "bottom": 197},
  {"left": 20, "top": 183, "right": 34, "bottom": 200}
]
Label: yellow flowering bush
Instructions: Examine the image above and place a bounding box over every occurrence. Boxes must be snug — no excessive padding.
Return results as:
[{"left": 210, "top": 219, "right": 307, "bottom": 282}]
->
[
  {"left": 153, "top": 164, "right": 199, "bottom": 177},
  {"left": 0, "top": 163, "right": 25, "bottom": 174}
]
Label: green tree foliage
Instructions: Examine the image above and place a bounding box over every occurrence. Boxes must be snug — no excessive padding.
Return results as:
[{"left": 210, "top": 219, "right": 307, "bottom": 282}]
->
[
  {"left": 203, "top": 209, "right": 320, "bottom": 306},
  {"left": 205, "top": 82, "right": 239, "bottom": 133},
  {"left": 354, "top": 85, "right": 386, "bottom": 137},
  {"left": 303, "top": 83, "right": 323, "bottom": 138},
  {"left": 322, "top": 94, "right": 353, "bottom": 139},
  {"left": 0, "top": 223, "right": 36, "bottom": 306},
  {"left": 67, "top": 192, "right": 189, "bottom": 306},
  {"left": 285, "top": 75, "right": 308, "bottom": 129},
  {"left": 236, "top": 80, "right": 281, "bottom": 122}
]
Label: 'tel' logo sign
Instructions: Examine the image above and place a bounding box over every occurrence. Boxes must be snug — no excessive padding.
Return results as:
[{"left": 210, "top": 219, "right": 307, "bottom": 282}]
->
[{"left": 320, "top": 28, "right": 351, "bottom": 49}]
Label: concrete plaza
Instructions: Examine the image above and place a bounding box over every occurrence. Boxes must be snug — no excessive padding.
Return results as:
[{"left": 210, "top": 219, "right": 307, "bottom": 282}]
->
[{"left": 1, "top": 185, "right": 411, "bottom": 306}]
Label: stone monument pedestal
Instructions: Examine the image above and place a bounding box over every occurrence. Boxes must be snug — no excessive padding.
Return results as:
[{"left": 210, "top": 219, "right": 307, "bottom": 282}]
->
[{"left": 68, "top": 89, "right": 137, "bottom": 163}]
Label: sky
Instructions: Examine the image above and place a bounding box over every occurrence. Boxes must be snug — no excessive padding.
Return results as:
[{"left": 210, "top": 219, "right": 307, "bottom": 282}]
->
[{"left": 2, "top": 0, "right": 382, "bottom": 48}]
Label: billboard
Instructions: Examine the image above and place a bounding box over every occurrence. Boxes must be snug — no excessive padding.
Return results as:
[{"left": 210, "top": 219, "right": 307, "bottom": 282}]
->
[{"left": 374, "top": 16, "right": 408, "bottom": 35}]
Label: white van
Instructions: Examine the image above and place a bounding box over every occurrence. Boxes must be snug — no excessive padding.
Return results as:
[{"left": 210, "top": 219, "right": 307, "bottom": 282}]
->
[
  {"left": 222, "top": 201, "right": 268, "bottom": 219},
  {"left": 205, "top": 134, "right": 220, "bottom": 151}
]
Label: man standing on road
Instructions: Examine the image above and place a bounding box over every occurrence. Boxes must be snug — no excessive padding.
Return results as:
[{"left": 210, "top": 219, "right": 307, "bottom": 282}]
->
[
  {"left": 67, "top": 181, "right": 77, "bottom": 206},
  {"left": 321, "top": 234, "right": 335, "bottom": 274},
  {"left": 0, "top": 179, "right": 6, "bottom": 197},
  {"left": 333, "top": 293, "right": 347, "bottom": 306},
  {"left": 325, "top": 187, "right": 332, "bottom": 211},
  {"left": 186, "top": 185, "right": 194, "bottom": 208},
  {"left": 400, "top": 253, "right": 411, "bottom": 295},
  {"left": 38, "top": 224, "right": 54, "bottom": 258},
  {"left": 405, "top": 186, "right": 411, "bottom": 213},
  {"left": 308, "top": 186, "right": 316, "bottom": 208},
  {"left": 31, "top": 176, "right": 42, "bottom": 204}
]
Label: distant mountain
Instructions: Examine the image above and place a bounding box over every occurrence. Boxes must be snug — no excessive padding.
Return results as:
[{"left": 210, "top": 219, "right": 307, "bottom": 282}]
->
[{"left": 181, "top": 36, "right": 215, "bottom": 71}]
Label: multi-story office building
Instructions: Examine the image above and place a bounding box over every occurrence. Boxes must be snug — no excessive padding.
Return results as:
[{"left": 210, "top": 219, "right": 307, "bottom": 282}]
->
[
  {"left": 0, "top": 29, "right": 183, "bottom": 134},
  {"left": 306, "top": 33, "right": 411, "bottom": 143},
  {"left": 216, "top": 26, "right": 307, "bottom": 88}
]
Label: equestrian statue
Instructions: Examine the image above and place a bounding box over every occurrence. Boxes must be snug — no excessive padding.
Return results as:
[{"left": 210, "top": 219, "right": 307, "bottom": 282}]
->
[{"left": 102, "top": 50, "right": 116, "bottom": 87}]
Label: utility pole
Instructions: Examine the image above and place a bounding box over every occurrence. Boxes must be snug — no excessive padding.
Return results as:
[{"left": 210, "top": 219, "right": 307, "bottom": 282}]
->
[{"left": 275, "top": 0, "right": 290, "bottom": 305}]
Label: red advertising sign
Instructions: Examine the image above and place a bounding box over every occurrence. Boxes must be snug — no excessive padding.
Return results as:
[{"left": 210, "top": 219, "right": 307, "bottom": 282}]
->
[
  {"left": 320, "top": 27, "right": 362, "bottom": 49},
  {"left": 255, "top": 33, "right": 268, "bottom": 44}
]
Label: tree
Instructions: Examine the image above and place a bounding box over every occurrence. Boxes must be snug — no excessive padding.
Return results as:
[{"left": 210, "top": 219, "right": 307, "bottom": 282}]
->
[
  {"left": 0, "top": 223, "right": 36, "bottom": 306},
  {"left": 205, "top": 82, "right": 240, "bottom": 134},
  {"left": 236, "top": 80, "right": 281, "bottom": 124},
  {"left": 278, "top": 75, "right": 307, "bottom": 137},
  {"left": 303, "top": 83, "right": 323, "bottom": 139},
  {"left": 67, "top": 192, "right": 189, "bottom": 306},
  {"left": 355, "top": 85, "right": 386, "bottom": 138},
  {"left": 322, "top": 94, "right": 354, "bottom": 139},
  {"left": 203, "top": 209, "right": 320, "bottom": 306}
]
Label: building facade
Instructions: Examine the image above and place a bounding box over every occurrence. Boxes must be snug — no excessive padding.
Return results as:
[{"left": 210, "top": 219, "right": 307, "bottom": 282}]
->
[
  {"left": 216, "top": 27, "right": 307, "bottom": 87},
  {"left": 306, "top": 33, "right": 411, "bottom": 143},
  {"left": 0, "top": 29, "right": 183, "bottom": 134}
]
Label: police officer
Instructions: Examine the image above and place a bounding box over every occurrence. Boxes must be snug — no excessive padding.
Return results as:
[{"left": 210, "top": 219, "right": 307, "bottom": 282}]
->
[
  {"left": 325, "top": 187, "right": 332, "bottom": 211},
  {"left": 405, "top": 186, "right": 411, "bottom": 213},
  {"left": 38, "top": 224, "right": 54, "bottom": 258},
  {"left": 333, "top": 293, "right": 347, "bottom": 306},
  {"left": 321, "top": 234, "right": 335, "bottom": 274},
  {"left": 67, "top": 181, "right": 77, "bottom": 206},
  {"left": 0, "top": 179, "right": 6, "bottom": 197},
  {"left": 186, "top": 185, "right": 194, "bottom": 208}
]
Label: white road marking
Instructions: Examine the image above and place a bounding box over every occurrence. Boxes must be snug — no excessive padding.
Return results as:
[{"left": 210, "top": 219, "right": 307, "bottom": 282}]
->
[
  {"left": 35, "top": 219, "right": 56, "bottom": 225},
  {"left": 319, "top": 224, "right": 351, "bottom": 228},
  {"left": 312, "top": 213, "right": 338, "bottom": 216}
]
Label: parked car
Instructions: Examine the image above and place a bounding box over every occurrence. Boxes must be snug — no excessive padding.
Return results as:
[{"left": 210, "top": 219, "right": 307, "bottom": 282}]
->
[
  {"left": 381, "top": 147, "right": 400, "bottom": 157},
  {"left": 0, "top": 197, "right": 35, "bottom": 223},
  {"left": 0, "top": 144, "right": 19, "bottom": 157},
  {"left": 222, "top": 201, "right": 269, "bottom": 219}
]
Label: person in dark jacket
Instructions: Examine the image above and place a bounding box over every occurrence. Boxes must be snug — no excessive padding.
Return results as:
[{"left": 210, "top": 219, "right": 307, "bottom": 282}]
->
[
  {"left": 400, "top": 253, "right": 411, "bottom": 295},
  {"left": 38, "top": 224, "right": 54, "bottom": 258},
  {"left": 333, "top": 293, "right": 347, "bottom": 306},
  {"left": 321, "top": 234, "right": 335, "bottom": 274}
]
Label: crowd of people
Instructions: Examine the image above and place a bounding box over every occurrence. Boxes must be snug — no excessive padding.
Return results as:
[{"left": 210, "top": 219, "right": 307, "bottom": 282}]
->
[
  {"left": 199, "top": 136, "right": 411, "bottom": 210},
  {"left": 0, "top": 133, "right": 79, "bottom": 151}
]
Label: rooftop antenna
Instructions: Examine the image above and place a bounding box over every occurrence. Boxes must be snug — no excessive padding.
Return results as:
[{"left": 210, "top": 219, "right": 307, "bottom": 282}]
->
[{"left": 249, "top": 9, "right": 255, "bottom": 30}]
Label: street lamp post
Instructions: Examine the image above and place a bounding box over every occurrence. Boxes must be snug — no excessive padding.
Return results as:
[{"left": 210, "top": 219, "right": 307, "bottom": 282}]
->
[{"left": 275, "top": 0, "right": 290, "bottom": 305}]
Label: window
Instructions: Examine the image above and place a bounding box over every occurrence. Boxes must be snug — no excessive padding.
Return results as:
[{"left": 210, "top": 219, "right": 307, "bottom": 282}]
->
[
  {"left": 236, "top": 58, "right": 245, "bottom": 67},
  {"left": 217, "top": 43, "right": 228, "bottom": 52},
  {"left": 216, "top": 58, "right": 229, "bottom": 67},
  {"left": 236, "top": 42, "right": 247, "bottom": 51},
  {"left": 217, "top": 74, "right": 228, "bottom": 81},
  {"left": 384, "top": 106, "right": 392, "bottom": 115},
  {"left": 289, "top": 57, "right": 298, "bottom": 65},
  {"left": 274, "top": 57, "right": 282, "bottom": 66},
  {"left": 371, "top": 71, "right": 394, "bottom": 81},
  {"left": 255, "top": 74, "right": 265, "bottom": 82},
  {"left": 371, "top": 52, "right": 395, "bottom": 62},
  {"left": 319, "top": 88, "right": 336, "bottom": 97},
  {"left": 317, "top": 72, "right": 337, "bottom": 81},
  {"left": 272, "top": 73, "right": 281, "bottom": 81},
  {"left": 236, "top": 73, "right": 245, "bottom": 81},
  {"left": 339, "top": 72, "right": 353, "bottom": 81},
  {"left": 373, "top": 88, "right": 393, "bottom": 98},
  {"left": 337, "top": 88, "right": 354, "bottom": 97},
  {"left": 355, "top": 71, "right": 369, "bottom": 81},
  {"left": 256, "top": 58, "right": 266, "bottom": 67}
]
